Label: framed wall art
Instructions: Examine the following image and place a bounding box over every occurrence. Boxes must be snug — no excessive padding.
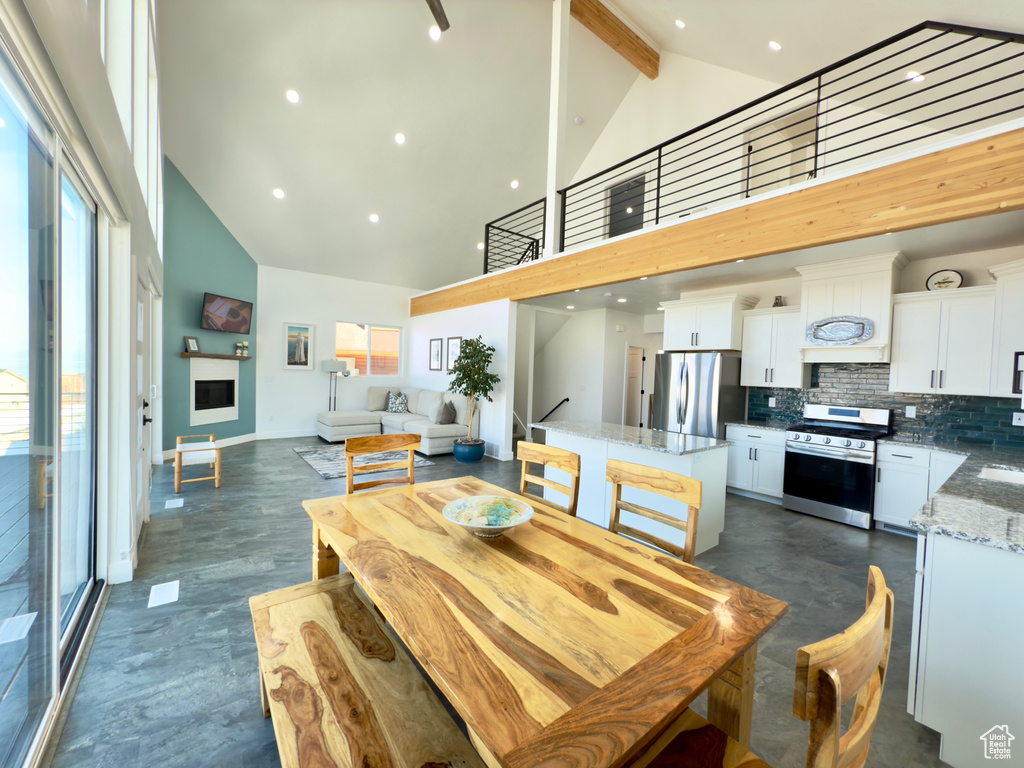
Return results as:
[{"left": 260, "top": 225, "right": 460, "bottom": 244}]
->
[
  {"left": 446, "top": 336, "right": 462, "bottom": 372},
  {"left": 429, "top": 338, "right": 443, "bottom": 371},
  {"left": 184, "top": 336, "right": 200, "bottom": 354},
  {"left": 284, "top": 323, "right": 314, "bottom": 370}
]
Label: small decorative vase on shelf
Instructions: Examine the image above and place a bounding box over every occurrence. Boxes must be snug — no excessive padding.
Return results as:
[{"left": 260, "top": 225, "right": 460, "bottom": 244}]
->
[{"left": 242, "top": 341, "right": 249, "bottom": 357}]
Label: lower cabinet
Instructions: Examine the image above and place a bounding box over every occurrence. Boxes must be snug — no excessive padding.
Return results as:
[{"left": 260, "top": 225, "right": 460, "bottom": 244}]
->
[
  {"left": 874, "top": 444, "right": 966, "bottom": 530},
  {"left": 725, "top": 426, "right": 786, "bottom": 499}
]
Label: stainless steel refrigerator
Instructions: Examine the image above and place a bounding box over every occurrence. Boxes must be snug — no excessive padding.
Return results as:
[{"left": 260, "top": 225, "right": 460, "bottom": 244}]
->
[{"left": 651, "top": 352, "right": 745, "bottom": 439}]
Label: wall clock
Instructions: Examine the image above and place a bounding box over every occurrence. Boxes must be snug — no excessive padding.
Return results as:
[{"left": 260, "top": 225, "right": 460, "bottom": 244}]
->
[{"left": 925, "top": 269, "right": 963, "bottom": 290}]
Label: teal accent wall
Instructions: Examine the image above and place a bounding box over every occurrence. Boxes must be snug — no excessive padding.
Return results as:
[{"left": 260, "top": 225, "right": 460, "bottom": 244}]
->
[{"left": 162, "top": 157, "right": 257, "bottom": 450}]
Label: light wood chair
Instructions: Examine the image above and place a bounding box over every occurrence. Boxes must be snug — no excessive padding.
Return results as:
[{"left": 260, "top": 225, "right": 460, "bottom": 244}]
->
[
  {"left": 174, "top": 434, "right": 221, "bottom": 493},
  {"left": 605, "top": 458, "right": 701, "bottom": 564},
  {"left": 517, "top": 442, "right": 580, "bottom": 516},
  {"left": 345, "top": 433, "right": 421, "bottom": 494},
  {"left": 624, "top": 566, "right": 894, "bottom": 768}
]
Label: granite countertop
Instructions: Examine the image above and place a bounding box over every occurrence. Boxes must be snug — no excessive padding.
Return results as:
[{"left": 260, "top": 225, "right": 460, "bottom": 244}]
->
[
  {"left": 533, "top": 420, "right": 730, "bottom": 456},
  {"left": 724, "top": 420, "right": 790, "bottom": 433},
  {"left": 883, "top": 437, "right": 1024, "bottom": 555}
]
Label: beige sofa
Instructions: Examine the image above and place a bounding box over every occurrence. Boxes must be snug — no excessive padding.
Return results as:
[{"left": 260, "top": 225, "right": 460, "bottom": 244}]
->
[{"left": 316, "top": 386, "right": 480, "bottom": 456}]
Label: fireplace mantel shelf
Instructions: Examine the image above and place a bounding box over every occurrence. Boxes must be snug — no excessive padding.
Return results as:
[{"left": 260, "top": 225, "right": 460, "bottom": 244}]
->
[{"left": 181, "top": 353, "right": 253, "bottom": 361}]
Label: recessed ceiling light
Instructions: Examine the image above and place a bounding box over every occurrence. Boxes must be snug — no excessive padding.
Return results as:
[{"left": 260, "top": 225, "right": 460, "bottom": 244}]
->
[
  {"left": 477, "top": 242, "right": 485, "bottom": 250},
  {"left": 617, "top": 298, "right": 627, "bottom": 303},
  {"left": 395, "top": 133, "right": 406, "bottom": 144},
  {"left": 272, "top": 188, "right": 285, "bottom": 199},
  {"left": 768, "top": 41, "right": 782, "bottom": 52},
  {"left": 369, "top": 213, "right": 380, "bottom": 223},
  {"left": 906, "top": 71, "right": 925, "bottom": 83},
  {"left": 640, "top": 276, "right": 648, "bottom": 280},
  {"left": 657, "top": 306, "right": 665, "bottom": 311},
  {"left": 573, "top": 116, "right": 584, "bottom": 126},
  {"left": 574, "top": 289, "right": 580, "bottom": 292},
  {"left": 736, "top": 259, "right": 745, "bottom": 263},
  {"left": 674, "top": 19, "right": 686, "bottom": 29},
  {"left": 429, "top": 25, "right": 442, "bottom": 41},
  {"left": 510, "top": 179, "right": 519, "bottom": 189},
  {"left": 566, "top": 305, "right": 575, "bottom": 310},
  {"left": 626, "top": 207, "right": 633, "bottom": 214},
  {"left": 285, "top": 89, "right": 300, "bottom": 103},
  {"left": 603, "top": 292, "right": 613, "bottom": 297}
]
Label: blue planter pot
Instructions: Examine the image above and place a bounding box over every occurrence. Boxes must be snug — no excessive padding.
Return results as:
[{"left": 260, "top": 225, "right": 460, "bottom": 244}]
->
[{"left": 453, "top": 440, "right": 485, "bottom": 463}]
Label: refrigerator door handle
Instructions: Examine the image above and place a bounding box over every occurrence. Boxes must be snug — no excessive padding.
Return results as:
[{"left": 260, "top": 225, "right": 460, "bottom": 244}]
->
[{"left": 678, "top": 361, "right": 689, "bottom": 426}]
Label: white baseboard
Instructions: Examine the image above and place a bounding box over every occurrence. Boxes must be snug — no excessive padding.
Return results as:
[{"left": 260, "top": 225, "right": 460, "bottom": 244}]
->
[
  {"left": 160, "top": 432, "right": 257, "bottom": 462},
  {"left": 256, "top": 428, "right": 317, "bottom": 440},
  {"left": 726, "top": 487, "right": 783, "bottom": 506},
  {"left": 107, "top": 552, "right": 136, "bottom": 584}
]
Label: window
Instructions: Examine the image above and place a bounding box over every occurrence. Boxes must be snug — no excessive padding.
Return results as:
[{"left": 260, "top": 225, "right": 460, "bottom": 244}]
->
[{"left": 335, "top": 322, "right": 401, "bottom": 376}]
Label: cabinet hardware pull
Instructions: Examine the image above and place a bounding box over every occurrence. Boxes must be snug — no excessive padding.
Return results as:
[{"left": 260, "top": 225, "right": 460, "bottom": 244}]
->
[
  {"left": 691, "top": 332, "right": 695, "bottom": 346},
  {"left": 754, "top": 448, "right": 758, "bottom": 460},
  {"left": 695, "top": 332, "right": 699, "bottom": 346},
  {"left": 930, "top": 370, "right": 936, "bottom": 388},
  {"left": 748, "top": 447, "right": 753, "bottom": 460},
  {"left": 764, "top": 368, "right": 768, "bottom": 382},
  {"left": 877, "top": 467, "right": 881, "bottom": 482},
  {"left": 747, "top": 434, "right": 761, "bottom": 439},
  {"left": 770, "top": 368, "right": 774, "bottom": 382},
  {"left": 893, "top": 454, "right": 914, "bottom": 459},
  {"left": 939, "top": 370, "right": 945, "bottom": 388}
]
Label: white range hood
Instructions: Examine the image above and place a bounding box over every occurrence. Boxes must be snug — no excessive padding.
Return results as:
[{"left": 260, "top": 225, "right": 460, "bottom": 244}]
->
[{"left": 795, "top": 252, "right": 907, "bottom": 364}]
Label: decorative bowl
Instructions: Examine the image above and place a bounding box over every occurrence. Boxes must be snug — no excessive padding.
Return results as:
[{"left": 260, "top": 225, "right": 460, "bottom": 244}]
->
[{"left": 442, "top": 495, "right": 534, "bottom": 538}]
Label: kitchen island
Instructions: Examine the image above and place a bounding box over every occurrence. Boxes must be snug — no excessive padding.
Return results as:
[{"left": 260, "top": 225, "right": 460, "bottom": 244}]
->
[
  {"left": 533, "top": 420, "right": 730, "bottom": 555},
  {"left": 907, "top": 441, "right": 1024, "bottom": 768}
]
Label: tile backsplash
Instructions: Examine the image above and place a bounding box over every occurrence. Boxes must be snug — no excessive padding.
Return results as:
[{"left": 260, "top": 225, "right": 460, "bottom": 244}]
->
[{"left": 747, "top": 363, "right": 1024, "bottom": 447}]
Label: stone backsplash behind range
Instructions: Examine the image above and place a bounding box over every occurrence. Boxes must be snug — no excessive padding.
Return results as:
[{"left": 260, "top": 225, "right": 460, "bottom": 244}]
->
[{"left": 747, "top": 363, "right": 1024, "bottom": 447}]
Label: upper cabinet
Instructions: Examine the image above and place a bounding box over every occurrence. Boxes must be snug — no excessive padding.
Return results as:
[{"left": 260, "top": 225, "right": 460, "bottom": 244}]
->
[
  {"left": 740, "top": 307, "right": 809, "bottom": 389},
  {"left": 662, "top": 294, "right": 756, "bottom": 351},
  {"left": 796, "top": 252, "right": 906, "bottom": 363},
  {"left": 889, "top": 287, "right": 996, "bottom": 396},
  {"left": 989, "top": 260, "right": 1024, "bottom": 398}
]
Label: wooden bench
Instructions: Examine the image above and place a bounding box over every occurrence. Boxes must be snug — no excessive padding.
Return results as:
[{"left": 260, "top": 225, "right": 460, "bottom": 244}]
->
[{"left": 249, "top": 573, "right": 486, "bottom": 768}]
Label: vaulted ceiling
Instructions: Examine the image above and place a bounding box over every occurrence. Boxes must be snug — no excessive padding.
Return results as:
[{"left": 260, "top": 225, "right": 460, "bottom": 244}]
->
[{"left": 156, "top": 1, "right": 1024, "bottom": 293}]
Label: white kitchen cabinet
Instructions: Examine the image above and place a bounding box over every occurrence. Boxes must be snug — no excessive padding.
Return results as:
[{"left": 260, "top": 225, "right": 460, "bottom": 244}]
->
[
  {"left": 725, "top": 425, "right": 786, "bottom": 500},
  {"left": 988, "top": 259, "right": 1024, "bottom": 397},
  {"left": 874, "top": 445, "right": 966, "bottom": 531},
  {"left": 740, "top": 308, "right": 809, "bottom": 388},
  {"left": 889, "top": 287, "right": 995, "bottom": 396},
  {"left": 796, "top": 252, "right": 906, "bottom": 363},
  {"left": 662, "top": 294, "right": 756, "bottom": 351}
]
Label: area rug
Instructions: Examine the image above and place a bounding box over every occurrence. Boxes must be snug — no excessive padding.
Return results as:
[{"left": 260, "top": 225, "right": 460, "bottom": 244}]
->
[{"left": 294, "top": 445, "right": 434, "bottom": 480}]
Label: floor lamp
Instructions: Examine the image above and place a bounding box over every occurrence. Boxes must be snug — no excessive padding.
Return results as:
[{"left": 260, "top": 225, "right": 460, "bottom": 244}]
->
[{"left": 321, "top": 359, "right": 350, "bottom": 411}]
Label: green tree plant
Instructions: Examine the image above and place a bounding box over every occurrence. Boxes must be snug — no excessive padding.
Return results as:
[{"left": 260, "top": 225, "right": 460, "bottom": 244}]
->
[{"left": 447, "top": 336, "right": 500, "bottom": 443}]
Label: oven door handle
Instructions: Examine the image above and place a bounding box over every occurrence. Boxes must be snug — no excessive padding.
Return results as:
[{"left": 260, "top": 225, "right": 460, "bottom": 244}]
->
[{"left": 785, "top": 443, "right": 875, "bottom": 465}]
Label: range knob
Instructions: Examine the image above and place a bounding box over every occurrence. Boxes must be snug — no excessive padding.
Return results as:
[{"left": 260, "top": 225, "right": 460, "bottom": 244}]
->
[
  {"left": 843, "top": 439, "right": 852, "bottom": 447},
  {"left": 804, "top": 434, "right": 812, "bottom": 442},
  {"left": 857, "top": 441, "right": 866, "bottom": 449},
  {"left": 823, "top": 437, "right": 831, "bottom": 444}
]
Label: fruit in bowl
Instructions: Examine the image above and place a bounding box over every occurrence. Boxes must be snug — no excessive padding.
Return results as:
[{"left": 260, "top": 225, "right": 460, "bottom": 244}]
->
[{"left": 442, "top": 495, "right": 534, "bottom": 538}]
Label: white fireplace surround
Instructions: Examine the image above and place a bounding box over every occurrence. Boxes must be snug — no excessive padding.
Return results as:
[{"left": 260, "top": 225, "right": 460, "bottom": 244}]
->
[{"left": 190, "top": 358, "right": 240, "bottom": 426}]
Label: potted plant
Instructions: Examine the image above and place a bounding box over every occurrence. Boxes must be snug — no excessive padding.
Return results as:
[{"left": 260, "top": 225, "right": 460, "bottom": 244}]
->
[{"left": 447, "top": 335, "right": 500, "bottom": 463}]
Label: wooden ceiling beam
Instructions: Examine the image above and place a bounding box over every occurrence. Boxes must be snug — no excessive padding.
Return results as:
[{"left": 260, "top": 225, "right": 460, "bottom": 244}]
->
[
  {"left": 569, "top": 0, "right": 659, "bottom": 80},
  {"left": 410, "top": 127, "right": 1024, "bottom": 317}
]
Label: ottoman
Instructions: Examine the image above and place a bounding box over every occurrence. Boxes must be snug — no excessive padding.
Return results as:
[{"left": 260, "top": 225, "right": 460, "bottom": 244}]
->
[{"left": 316, "top": 410, "right": 382, "bottom": 443}]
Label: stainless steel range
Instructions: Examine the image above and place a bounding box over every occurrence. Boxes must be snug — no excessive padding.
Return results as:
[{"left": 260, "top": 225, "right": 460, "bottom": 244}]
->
[{"left": 782, "top": 404, "right": 892, "bottom": 529}]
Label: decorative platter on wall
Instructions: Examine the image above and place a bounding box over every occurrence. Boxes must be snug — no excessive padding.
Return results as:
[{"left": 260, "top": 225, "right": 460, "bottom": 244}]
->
[
  {"left": 806, "top": 316, "right": 875, "bottom": 346},
  {"left": 925, "top": 269, "right": 964, "bottom": 290}
]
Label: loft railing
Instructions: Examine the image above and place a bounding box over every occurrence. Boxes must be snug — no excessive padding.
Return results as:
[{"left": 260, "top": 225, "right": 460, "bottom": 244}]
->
[
  {"left": 483, "top": 197, "right": 546, "bottom": 274},
  {"left": 483, "top": 20, "right": 1024, "bottom": 269}
]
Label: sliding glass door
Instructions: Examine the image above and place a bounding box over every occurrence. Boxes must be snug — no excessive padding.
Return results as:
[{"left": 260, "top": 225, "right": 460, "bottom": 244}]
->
[{"left": 0, "top": 42, "right": 98, "bottom": 767}]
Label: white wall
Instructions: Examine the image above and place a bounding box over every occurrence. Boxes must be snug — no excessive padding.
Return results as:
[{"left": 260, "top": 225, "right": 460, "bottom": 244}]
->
[
  {"left": 534, "top": 309, "right": 607, "bottom": 424},
  {"left": 255, "top": 265, "right": 416, "bottom": 439},
  {"left": 601, "top": 309, "right": 661, "bottom": 424},
  {"left": 514, "top": 303, "right": 535, "bottom": 434},
  {"left": 899, "top": 244, "right": 1024, "bottom": 293},
  {"left": 406, "top": 299, "right": 516, "bottom": 461}
]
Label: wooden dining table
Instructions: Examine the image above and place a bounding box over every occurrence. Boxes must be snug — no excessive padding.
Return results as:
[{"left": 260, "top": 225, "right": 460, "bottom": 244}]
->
[{"left": 303, "top": 476, "right": 787, "bottom": 768}]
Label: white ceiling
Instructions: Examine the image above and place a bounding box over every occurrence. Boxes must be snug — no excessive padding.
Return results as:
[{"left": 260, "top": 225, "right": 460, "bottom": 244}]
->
[{"left": 156, "top": 1, "right": 1024, "bottom": 293}]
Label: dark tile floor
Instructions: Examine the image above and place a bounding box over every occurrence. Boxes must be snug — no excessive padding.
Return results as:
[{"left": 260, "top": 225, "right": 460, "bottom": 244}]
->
[{"left": 46, "top": 437, "right": 944, "bottom": 768}]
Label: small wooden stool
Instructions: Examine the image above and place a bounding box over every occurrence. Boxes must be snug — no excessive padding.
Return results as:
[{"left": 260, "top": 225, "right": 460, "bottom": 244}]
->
[{"left": 174, "top": 434, "right": 221, "bottom": 493}]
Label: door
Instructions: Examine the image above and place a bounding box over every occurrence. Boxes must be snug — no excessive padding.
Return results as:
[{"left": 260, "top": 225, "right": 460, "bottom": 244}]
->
[
  {"left": 937, "top": 295, "right": 994, "bottom": 396},
  {"left": 752, "top": 444, "right": 785, "bottom": 498},
  {"left": 625, "top": 347, "right": 643, "bottom": 427},
  {"left": 651, "top": 354, "right": 683, "bottom": 433},
  {"left": 770, "top": 311, "right": 805, "bottom": 388},
  {"left": 740, "top": 314, "right": 773, "bottom": 386},
  {"left": 134, "top": 278, "right": 151, "bottom": 538},
  {"left": 726, "top": 441, "right": 754, "bottom": 490},
  {"left": 683, "top": 353, "right": 722, "bottom": 438},
  {"left": 608, "top": 175, "right": 645, "bottom": 238},
  {"left": 663, "top": 306, "right": 698, "bottom": 350},
  {"left": 692, "top": 303, "right": 734, "bottom": 350},
  {"left": 890, "top": 301, "right": 941, "bottom": 394},
  {"left": 874, "top": 462, "right": 929, "bottom": 526}
]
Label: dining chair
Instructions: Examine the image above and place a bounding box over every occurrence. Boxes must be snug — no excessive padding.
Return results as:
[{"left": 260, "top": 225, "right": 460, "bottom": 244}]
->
[
  {"left": 345, "top": 432, "right": 421, "bottom": 494},
  {"left": 174, "top": 434, "right": 221, "bottom": 494},
  {"left": 605, "top": 458, "right": 701, "bottom": 564},
  {"left": 517, "top": 442, "right": 581, "bottom": 516},
  {"left": 626, "top": 565, "right": 894, "bottom": 768}
]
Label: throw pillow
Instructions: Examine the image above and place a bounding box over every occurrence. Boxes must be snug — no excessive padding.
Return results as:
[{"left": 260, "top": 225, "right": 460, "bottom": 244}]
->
[
  {"left": 438, "top": 399, "right": 456, "bottom": 425},
  {"left": 386, "top": 392, "right": 409, "bottom": 414},
  {"left": 428, "top": 398, "right": 445, "bottom": 424}
]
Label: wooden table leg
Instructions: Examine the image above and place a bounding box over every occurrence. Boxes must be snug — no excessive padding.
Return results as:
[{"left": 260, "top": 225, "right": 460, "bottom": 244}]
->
[
  {"left": 706, "top": 643, "right": 757, "bottom": 749},
  {"left": 312, "top": 523, "right": 339, "bottom": 580}
]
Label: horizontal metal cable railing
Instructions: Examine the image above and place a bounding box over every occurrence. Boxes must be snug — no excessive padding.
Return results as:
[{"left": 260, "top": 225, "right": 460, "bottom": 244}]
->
[
  {"left": 537, "top": 21, "right": 1023, "bottom": 254},
  {"left": 484, "top": 197, "right": 546, "bottom": 273}
]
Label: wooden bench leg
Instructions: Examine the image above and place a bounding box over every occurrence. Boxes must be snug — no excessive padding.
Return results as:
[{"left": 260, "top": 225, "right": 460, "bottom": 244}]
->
[
  {"left": 707, "top": 643, "right": 757, "bottom": 749},
  {"left": 312, "top": 524, "right": 339, "bottom": 580},
  {"left": 174, "top": 453, "right": 182, "bottom": 493},
  {"left": 214, "top": 447, "right": 221, "bottom": 488}
]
